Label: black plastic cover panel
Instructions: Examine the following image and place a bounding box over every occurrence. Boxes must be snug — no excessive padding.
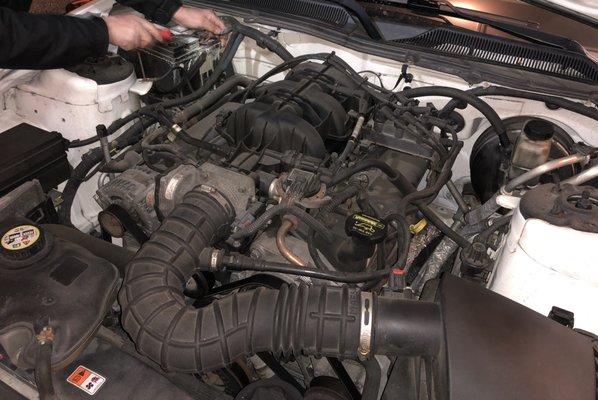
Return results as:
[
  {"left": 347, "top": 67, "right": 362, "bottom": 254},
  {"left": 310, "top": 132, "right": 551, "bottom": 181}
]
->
[
  {"left": 53, "top": 337, "right": 198, "bottom": 399},
  {"left": 0, "top": 123, "right": 70, "bottom": 196},
  {"left": 439, "top": 276, "right": 596, "bottom": 400}
]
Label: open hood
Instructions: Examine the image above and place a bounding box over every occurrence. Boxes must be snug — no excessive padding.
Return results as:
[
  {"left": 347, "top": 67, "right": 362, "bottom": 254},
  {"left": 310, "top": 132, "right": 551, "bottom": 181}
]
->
[{"left": 521, "top": 0, "right": 598, "bottom": 27}]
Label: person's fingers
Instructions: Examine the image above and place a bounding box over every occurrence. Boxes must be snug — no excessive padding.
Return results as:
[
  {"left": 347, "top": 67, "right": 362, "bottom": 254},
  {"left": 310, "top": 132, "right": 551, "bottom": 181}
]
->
[
  {"left": 172, "top": 7, "right": 227, "bottom": 34},
  {"left": 203, "top": 10, "right": 225, "bottom": 33},
  {"left": 207, "top": 12, "right": 226, "bottom": 33},
  {"left": 130, "top": 33, "right": 141, "bottom": 51},
  {"left": 138, "top": 28, "right": 156, "bottom": 48},
  {"left": 141, "top": 19, "right": 164, "bottom": 43},
  {"left": 203, "top": 19, "right": 219, "bottom": 33}
]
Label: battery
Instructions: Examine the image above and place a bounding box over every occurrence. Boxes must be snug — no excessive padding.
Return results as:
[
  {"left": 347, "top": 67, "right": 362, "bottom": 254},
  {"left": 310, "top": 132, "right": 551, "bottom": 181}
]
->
[
  {"left": 0, "top": 124, "right": 70, "bottom": 196},
  {"left": 134, "top": 31, "right": 220, "bottom": 93}
]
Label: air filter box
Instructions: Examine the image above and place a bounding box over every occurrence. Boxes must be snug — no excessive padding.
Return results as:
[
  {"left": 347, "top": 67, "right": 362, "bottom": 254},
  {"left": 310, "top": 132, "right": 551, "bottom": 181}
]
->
[{"left": 0, "top": 219, "right": 119, "bottom": 370}]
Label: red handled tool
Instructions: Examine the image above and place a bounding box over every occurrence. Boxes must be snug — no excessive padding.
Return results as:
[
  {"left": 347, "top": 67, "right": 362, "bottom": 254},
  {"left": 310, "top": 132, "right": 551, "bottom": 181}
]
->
[{"left": 159, "top": 29, "right": 173, "bottom": 42}]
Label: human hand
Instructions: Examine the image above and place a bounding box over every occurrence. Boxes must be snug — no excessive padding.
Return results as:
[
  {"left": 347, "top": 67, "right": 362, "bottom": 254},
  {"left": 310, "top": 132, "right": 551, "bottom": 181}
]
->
[
  {"left": 103, "top": 14, "right": 164, "bottom": 50},
  {"left": 172, "top": 7, "right": 227, "bottom": 35}
]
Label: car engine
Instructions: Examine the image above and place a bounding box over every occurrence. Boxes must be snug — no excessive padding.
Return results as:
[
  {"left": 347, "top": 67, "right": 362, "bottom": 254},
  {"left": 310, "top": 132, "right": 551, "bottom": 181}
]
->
[{"left": 0, "top": 10, "right": 597, "bottom": 400}]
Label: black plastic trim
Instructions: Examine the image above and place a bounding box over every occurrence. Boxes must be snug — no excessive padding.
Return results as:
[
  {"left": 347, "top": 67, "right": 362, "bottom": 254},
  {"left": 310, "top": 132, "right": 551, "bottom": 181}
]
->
[
  {"left": 394, "top": 27, "right": 598, "bottom": 84},
  {"left": 228, "top": 0, "right": 352, "bottom": 27}
]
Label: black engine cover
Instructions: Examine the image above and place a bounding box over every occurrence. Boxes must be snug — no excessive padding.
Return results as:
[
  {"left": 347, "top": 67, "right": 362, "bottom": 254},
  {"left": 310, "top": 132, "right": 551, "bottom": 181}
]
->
[{"left": 226, "top": 72, "right": 350, "bottom": 158}]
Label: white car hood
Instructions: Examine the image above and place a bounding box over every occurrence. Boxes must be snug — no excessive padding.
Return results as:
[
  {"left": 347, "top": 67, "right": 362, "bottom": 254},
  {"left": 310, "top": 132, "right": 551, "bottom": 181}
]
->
[{"left": 523, "top": 0, "right": 598, "bottom": 26}]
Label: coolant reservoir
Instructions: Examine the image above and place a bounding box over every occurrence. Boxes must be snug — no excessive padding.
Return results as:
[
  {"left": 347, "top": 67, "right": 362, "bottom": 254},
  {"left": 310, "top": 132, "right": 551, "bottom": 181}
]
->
[
  {"left": 0, "top": 219, "right": 118, "bottom": 369},
  {"left": 489, "top": 184, "right": 598, "bottom": 334},
  {"left": 3, "top": 56, "right": 140, "bottom": 231}
]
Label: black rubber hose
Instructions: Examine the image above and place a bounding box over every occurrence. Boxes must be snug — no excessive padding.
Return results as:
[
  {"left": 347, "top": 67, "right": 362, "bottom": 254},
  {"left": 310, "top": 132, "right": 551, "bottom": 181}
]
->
[
  {"left": 327, "top": 159, "right": 413, "bottom": 189},
  {"left": 419, "top": 205, "right": 470, "bottom": 248},
  {"left": 59, "top": 118, "right": 151, "bottom": 226},
  {"left": 385, "top": 214, "right": 411, "bottom": 271},
  {"left": 67, "top": 135, "right": 101, "bottom": 149},
  {"left": 321, "top": 186, "right": 362, "bottom": 214},
  {"left": 59, "top": 149, "right": 103, "bottom": 227},
  {"left": 307, "top": 229, "right": 329, "bottom": 271},
  {"left": 230, "top": 21, "right": 293, "bottom": 62},
  {"left": 397, "top": 141, "right": 463, "bottom": 215},
  {"left": 207, "top": 251, "right": 391, "bottom": 283},
  {"left": 439, "top": 86, "right": 598, "bottom": 122},
  {"left": 206, "top": 252, "right": 443, "bottom": 356},
  {"left": 120, "top": 186, "right": 443, "bottom": 373},
  {"left": 174, "top": 75, "right": 252, "bottom": 123},
  {"left": 474, "top": 214, "right": 512, "bottom": 245},
  {"left": 68, "top": 110, "right": 167, "bottom": 148},
  {"left": 230, "top": 204, "right": 334, "bottom": 242},
  {"left": 34, "top": 341, "right": 58, "bottom": 400},
  {"left": 403, "top": 86, "right": 511, "bottom": 150},
  {"left": 242, "top": 52, "right": 409, "bottom": 104}
]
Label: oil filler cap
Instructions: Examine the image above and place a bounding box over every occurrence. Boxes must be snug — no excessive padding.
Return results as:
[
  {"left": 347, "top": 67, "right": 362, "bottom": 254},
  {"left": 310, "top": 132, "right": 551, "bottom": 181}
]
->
[
  {"left": 0, "top": 220, "right": 46, "bottom": 262},
  {"left": 345, "top": 213, "right": 388, "bottom": 245}
]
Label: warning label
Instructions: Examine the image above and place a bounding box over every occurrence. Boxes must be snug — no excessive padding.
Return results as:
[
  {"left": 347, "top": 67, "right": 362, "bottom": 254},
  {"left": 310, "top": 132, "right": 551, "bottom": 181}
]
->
[
  {"left": 1, "top": 225, "right": 40, "bottom": 251},
  {"left": 67, "top": 365, "right": 106, "bottom": 395}
]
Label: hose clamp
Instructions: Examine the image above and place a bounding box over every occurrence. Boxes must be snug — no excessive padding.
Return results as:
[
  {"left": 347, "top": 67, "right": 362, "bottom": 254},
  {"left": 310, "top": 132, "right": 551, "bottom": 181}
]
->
[
  {"left": 167, "top": 123, "right": 183, "bottom": 142},
  {"left": 358, "top": 292, "right": 373, "bottom": 359},
  {"left": 199, "top": 185, "right": 235, "bottom": 218},
  {"left": 210, "top": 249, "right": 222, "bottom": 271},
  {"left": 36, "top": 326, "right": 54, "bottom": 345}
]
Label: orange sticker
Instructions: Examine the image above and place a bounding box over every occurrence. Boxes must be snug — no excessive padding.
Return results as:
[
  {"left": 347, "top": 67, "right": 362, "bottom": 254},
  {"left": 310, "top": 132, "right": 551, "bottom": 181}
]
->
[{"left": 67, "top": 365, "right": 106, "bottom": 395}]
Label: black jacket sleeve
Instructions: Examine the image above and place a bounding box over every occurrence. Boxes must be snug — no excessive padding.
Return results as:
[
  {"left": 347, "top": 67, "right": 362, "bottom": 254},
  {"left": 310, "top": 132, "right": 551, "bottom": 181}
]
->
[
  {"left": 0, "top": 8, "right": 109, "bottom": 69},
  {"left": 116, "top": 0, "right": 182, "bottom": 24}
]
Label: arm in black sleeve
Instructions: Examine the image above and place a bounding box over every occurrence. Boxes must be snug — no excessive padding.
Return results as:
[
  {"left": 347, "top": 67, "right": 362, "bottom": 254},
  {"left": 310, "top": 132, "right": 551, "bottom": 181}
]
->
[
  {"left": 116, "top": 0, "right": 182, "bottom": 24},
  {"left": 1, "top": 0, "right": 32, "bottom": 12},
  {"left": 0, "top": 8, "right": 109, "bottom": 70}
]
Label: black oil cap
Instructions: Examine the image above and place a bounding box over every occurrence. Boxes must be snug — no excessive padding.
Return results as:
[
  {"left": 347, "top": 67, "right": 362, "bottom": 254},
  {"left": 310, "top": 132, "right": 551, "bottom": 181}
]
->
[
  {"left": 0, "top": 219, "right": 46, "bottom": 262},
  {"left": 345, "top": 213, "right": 388, "bottom": 245},
  {"left": 523, "top": 119, "right": 555, "bottom": 141}
]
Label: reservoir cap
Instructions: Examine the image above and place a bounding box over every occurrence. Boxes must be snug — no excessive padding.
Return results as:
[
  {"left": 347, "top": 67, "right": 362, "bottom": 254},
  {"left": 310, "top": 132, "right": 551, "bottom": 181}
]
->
[
  {"left": 0, "top": 221, "right": 45, "bottom": 262},
  {"left": 524, "top": 119, "right": 555, "bottom": 141}
]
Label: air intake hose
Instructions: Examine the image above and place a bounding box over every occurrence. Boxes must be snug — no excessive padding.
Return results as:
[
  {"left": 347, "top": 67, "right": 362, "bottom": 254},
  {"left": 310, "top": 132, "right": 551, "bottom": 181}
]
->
[{"left": 119, "top": 186, "right": 442, "bottom": 373}]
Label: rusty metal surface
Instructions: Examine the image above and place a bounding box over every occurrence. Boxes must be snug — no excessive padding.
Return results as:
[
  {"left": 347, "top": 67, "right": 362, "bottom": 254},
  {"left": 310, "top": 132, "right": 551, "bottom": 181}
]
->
[{"left": 520, "top": 183, "right": 598, "bottom": 233}]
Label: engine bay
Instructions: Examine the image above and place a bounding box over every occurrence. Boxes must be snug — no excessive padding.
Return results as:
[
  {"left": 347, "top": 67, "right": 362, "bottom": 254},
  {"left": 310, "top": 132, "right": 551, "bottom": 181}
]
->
[{"left": 0, "top": 10, "right": 597, "bottom": 400}]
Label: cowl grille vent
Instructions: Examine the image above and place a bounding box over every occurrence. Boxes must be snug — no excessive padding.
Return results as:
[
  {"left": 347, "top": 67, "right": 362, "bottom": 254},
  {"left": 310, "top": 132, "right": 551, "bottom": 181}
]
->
[
  {"left": 226, "top": 0, "right": 351, "bottom": 26},
  {"left": 394, "top": 27, "right": 598, "bottom": 83}
]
